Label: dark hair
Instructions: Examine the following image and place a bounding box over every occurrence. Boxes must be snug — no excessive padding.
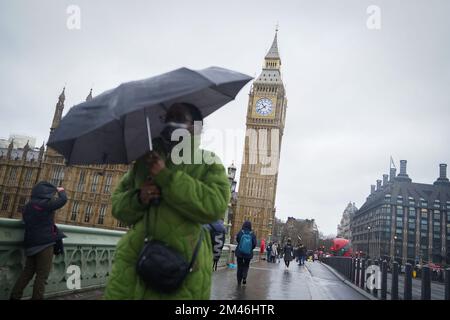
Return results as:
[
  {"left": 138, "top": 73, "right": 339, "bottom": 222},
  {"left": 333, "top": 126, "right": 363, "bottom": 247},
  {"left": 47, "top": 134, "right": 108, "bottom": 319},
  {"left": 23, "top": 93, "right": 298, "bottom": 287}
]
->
[
  {"left": 183, "top": 103, "right": 203, "bottom": 123},
  {"left": 166, "top": 102, "right": 203, "bottom": 124}
]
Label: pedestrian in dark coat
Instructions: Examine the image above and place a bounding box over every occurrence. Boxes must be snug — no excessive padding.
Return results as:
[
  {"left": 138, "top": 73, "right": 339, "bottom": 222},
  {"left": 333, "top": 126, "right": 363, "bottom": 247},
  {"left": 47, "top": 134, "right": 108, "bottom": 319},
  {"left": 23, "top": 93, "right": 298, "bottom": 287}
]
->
[
  {"left": 298, "top": 245, "right": 306, "bottom": 265},
  {"left": 235, "top": 221, "right": 257, "bottom": 285},
  {"left": 10, "top": 181, "right": 67, "bottom": 300},
  {"left": 283, "top": 238, "right": 294, "bottom": 268}
]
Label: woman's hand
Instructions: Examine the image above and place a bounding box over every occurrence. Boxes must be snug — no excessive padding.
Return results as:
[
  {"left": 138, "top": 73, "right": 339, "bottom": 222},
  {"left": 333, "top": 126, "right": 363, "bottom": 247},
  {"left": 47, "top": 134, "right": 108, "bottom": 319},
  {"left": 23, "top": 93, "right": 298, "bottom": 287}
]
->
[
  {"left": 57, "top": 187, "right": 65, "bottom": 192},
  {"left": 139, "top": 180, "right": 161, "bottom": 205},
  {"left": 146, "top": 151, "right": 166, "bottom": 177}
]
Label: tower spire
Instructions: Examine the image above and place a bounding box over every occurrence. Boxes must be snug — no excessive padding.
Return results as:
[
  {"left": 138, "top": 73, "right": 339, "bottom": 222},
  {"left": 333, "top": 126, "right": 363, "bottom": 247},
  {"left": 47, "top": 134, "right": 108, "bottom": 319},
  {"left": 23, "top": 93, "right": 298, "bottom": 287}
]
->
[
  {"left": 86, "top": 88, "right": 93, "bottom": 101},
  {"left": 265, "top": 26, "right": 280, "bottom": 60},
  {"left": 50, "top": 87, "right": 66, "bottom": 132}
]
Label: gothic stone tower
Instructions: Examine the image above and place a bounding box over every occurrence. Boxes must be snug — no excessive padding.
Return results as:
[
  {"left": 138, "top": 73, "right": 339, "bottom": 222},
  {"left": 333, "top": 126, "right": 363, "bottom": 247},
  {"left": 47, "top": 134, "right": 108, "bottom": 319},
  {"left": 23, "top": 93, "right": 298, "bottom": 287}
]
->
[{"left": 232, "top": 30, "right": 288, "bottom": 243}]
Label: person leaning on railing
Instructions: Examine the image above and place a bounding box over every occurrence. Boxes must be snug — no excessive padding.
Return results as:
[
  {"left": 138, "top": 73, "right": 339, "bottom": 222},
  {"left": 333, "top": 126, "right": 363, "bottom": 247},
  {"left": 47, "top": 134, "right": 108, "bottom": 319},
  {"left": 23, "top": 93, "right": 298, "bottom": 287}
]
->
[{"left": 10, "top": 181, "right": 67, "bottom": 300}]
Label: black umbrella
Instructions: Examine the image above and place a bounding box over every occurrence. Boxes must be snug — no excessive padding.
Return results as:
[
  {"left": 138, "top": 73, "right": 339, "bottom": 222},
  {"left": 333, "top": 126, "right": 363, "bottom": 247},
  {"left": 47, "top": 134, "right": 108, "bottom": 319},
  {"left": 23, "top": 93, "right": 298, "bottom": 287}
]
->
[{"left": 47, "top": 66, "right": 252, "bottom": 165}]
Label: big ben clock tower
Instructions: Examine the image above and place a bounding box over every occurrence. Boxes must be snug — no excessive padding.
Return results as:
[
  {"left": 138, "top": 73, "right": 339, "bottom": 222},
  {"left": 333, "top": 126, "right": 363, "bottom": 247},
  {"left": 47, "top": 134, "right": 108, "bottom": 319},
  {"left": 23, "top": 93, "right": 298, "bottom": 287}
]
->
[{"left": 232, "top": 29, "right": 288, "bottom": 243}]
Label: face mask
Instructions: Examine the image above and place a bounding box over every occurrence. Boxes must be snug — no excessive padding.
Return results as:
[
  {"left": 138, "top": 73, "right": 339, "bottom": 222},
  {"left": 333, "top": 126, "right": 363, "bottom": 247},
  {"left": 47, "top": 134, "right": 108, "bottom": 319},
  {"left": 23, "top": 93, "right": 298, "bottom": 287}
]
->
[{"left": 160, "top": 121, "right": 191, "bottom": 152}]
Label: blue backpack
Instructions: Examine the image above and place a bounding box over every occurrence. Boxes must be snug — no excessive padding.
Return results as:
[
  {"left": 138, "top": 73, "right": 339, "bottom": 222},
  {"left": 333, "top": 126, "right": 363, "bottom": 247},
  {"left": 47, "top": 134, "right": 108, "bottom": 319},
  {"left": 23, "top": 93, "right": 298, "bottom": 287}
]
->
[{"left": 238, "top": 230, "right": 253, "bottom": 255}]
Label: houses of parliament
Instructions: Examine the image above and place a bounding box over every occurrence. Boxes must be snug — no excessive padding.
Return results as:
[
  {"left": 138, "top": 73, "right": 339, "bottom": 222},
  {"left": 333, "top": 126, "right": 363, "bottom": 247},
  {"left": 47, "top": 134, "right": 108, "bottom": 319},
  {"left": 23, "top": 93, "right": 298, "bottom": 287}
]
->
[
  {"left": 0, "top": 89, "right": 129, "bottom": 229},
  {"left": 0, "top": 31, "right": 288, "bottom": 240}
]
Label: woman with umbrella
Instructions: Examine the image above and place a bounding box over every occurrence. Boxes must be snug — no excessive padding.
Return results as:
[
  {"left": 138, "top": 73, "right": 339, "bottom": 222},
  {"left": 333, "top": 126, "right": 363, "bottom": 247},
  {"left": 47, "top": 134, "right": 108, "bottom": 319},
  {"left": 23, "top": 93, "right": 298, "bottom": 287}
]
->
[
  {"left": 104, "top": 102, "right": 231, "bottom": 299},
  {"left": 47, "top": 67, "right": 252, "bottom": 299}
]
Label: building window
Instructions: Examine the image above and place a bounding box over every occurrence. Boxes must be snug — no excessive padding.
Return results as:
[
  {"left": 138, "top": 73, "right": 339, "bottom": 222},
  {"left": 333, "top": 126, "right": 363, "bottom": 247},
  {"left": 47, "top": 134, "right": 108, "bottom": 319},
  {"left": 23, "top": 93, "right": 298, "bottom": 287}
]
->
[
  {"left": 17, "top": 197, "right": 26, "bottom": 213},
  {"left": 420, "top": 198, "right": 428, "bottom": 208},
  {"left": 433, "top": 211, "right": 441, "bottom": 221},
  {"left": 50, "top": 166, "right": 65, "bottom": 186},
  {"left": 98, "top": 205, "right": 107, "bottom": 224},
  {"left": 7, "top": 167, "right": 18, "bottom": 185},
  {"left": 1, "top": 194, "right": 10, "bottom": 211},
  {"left": 91, "top": 174, "right": 99, "bottom": 193},
  {"left": 24, "top": 169, "right": 33, "bottom": 187},
  {"left": 71, "top": 201, "right": 79, "bottom": 221},
  {"left": 77, "top": 171, "right": 86, "bottom": 192},
  {"left": 104, "top": 174, "right": 112, "bottom": 193},
  {"left": 421, "top": 209, "right": 428, "bottom": 219},
  {"left": 84, "top": 203, "right": 93, "bottom": 222}
]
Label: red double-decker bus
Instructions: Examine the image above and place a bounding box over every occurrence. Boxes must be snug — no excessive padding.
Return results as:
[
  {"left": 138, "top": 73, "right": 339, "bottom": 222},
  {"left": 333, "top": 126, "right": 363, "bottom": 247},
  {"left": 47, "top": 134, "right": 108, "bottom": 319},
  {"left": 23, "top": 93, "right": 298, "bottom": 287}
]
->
[{"left": 330, "top": 238, "right": 352, "bottom": 257}]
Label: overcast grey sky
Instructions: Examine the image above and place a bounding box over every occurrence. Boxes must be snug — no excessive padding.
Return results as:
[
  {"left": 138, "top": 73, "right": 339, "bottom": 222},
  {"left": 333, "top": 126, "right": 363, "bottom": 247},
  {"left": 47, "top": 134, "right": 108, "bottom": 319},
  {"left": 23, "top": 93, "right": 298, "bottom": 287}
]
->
[{"left": 1, "top": 0, "right": 449, "bottom": 235}]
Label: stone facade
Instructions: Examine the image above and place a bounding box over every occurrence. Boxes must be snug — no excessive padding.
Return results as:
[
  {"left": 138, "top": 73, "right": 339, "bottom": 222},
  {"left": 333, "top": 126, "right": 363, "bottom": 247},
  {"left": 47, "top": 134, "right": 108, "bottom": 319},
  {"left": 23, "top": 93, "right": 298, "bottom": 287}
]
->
[
  {"left": 0, "top": 88, "right": 129, "bottom": 230},
  {"left": 231, "top": 30, "right": 288, "bottom": 244}
]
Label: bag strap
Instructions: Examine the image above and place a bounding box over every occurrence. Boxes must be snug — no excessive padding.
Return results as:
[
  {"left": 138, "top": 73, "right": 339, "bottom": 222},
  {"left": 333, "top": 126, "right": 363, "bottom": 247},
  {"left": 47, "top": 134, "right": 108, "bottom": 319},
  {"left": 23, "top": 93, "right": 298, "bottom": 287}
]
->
[{"left": 188, "top": 228, "right": 204, "bottom": 272}]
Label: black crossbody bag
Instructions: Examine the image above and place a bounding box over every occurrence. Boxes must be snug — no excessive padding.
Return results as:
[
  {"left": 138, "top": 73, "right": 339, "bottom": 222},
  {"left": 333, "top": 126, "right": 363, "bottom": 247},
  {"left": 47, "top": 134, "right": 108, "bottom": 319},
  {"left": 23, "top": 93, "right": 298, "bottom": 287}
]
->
[{"left": 136, "top": 210, "right": 204, "bottom": 293}]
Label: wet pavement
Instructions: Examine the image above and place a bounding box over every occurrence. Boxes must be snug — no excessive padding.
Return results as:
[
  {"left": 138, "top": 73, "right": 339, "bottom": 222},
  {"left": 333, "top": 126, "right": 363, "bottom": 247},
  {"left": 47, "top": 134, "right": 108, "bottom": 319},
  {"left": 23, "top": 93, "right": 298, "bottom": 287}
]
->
[
  {"left": 49, "top": 260, "right": 368, "bottom": 300},
  {"left": 211, "top": 260, "right": 368, "bottom": 300}
]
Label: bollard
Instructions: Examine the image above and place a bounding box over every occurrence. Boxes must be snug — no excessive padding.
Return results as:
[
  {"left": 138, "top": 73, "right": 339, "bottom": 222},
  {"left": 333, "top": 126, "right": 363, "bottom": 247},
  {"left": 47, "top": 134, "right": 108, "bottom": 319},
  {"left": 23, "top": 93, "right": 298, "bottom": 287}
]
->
[
  {"left": 360, "top": 259, "right": 366, "bottom": 289},
  {"left": 391, "top": 261, "right": 399, "bottom": 300},
  {"left": 421, "top": 265, "right": 431, "bottom": 300},
  {"left": 351, "top": 258, "right": 356, "bottom": 283},
  {"left": 373, "top": 260, "right": 379, "bottom": 298},
  {"left": 445, "top": 268, "right": 450, "bottom": 300},
  {"left": 366, "top": 259, "right": 372, "bottom": 292},
  {"left": 381, "top": 260, "right": 387, "bottom": 300},
  {"left": 404, "top": 263, "right": 412, "bottom": 300},
  {"left": 356, "top": 258, "right": 361, "bottom": 287},
  {"left": 345, "top": 259, "right": 352, "bottom": 280}
]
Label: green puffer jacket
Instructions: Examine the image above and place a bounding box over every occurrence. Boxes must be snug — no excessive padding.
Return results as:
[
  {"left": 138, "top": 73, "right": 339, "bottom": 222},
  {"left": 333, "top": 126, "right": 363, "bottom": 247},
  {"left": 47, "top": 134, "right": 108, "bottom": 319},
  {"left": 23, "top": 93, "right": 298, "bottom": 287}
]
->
[{"left": 104, "top": 138, "right": 230, "bottom": 300}]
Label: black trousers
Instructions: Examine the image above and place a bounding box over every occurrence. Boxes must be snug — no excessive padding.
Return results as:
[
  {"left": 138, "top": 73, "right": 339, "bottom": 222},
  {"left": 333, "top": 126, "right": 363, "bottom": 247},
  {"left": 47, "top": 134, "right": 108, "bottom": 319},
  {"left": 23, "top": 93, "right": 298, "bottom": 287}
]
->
[{"left": 236, "top": 257, "right": 251, "bottom": 282}]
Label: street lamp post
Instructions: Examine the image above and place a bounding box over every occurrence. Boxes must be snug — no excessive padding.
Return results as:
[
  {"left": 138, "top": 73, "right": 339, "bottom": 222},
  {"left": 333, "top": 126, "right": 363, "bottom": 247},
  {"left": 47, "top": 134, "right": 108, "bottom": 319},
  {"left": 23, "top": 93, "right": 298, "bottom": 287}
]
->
[
  {"left": 393, "top": 235, "right": 398, "bottom": 262},
  {"left": 225, "top": 163, "right": 237, "bottom": 244},
  {"left": 367, "top": 226, "right": 371, "bottom": 259}
]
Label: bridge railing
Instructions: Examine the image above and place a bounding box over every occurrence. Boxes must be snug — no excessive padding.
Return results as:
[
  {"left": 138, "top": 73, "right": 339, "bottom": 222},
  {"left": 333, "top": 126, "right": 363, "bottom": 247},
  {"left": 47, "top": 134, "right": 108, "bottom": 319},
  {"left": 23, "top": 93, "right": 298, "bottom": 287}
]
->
[
  {"left": 323, "top": 256, "right": 450, "bottom": 300},
  {"left": 0, "top": 218, "right": 258, "bottom": 300}
]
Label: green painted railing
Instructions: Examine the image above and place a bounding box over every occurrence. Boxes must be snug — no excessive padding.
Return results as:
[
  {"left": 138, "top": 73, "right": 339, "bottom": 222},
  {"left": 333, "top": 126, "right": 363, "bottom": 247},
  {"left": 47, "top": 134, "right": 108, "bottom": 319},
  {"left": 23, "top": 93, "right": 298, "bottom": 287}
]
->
[
  {"left": 0, "top": 218, "right": 125, "bottom": 300},
  {"left": 0, "top": 218, "right": 260, "bottom": 300}
]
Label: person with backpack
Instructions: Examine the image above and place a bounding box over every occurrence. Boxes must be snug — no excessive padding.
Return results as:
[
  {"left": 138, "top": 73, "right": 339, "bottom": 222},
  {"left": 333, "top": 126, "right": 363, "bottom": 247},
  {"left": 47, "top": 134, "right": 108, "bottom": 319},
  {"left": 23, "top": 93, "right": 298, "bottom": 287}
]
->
[
  {"left": 10, "top": 181, "right": 67, "bottom": 300},
  {"left": 205, "top": 219, "right": 226, "bottom": 271},
  {"left": 235, "top": 220, "right": 257, "bottom": 286},
  {"left": 283, "top": 238, "right": 294, "bottom": 269}
]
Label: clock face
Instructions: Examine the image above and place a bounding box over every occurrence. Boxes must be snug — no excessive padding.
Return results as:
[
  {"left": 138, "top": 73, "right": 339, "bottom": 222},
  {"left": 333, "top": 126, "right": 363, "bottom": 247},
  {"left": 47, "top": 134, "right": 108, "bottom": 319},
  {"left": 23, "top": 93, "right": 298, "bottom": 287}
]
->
[{"left": 255, "top": 98, "right": 273, "bottom": 116}]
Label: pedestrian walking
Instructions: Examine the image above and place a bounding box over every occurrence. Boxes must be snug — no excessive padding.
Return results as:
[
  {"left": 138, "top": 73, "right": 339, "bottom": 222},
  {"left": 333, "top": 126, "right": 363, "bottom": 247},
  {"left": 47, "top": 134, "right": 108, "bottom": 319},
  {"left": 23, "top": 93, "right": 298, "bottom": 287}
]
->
[
  {"left": 205, "top": 219, "right": 226, "bottom": 271},
  {"left": 283, "top": 238, "right": 294, "bottom": 268},
  {"left": 10, "top": 181, "right": 67, "bottom": 300},
  {"left": 266, "top": 242, "right": 273, "bottom": 262},
  {"left": 297, "top": 244, "right": 306, "bottom": 265},
  {"left": 235, "top": 221, "right": 257, "bottom": 286},
  {"left": 271, "top": 243, "right": 278, "bottom": 263},
  {"left": 259, "top": 238, "right": 266, "bottom": 260}
]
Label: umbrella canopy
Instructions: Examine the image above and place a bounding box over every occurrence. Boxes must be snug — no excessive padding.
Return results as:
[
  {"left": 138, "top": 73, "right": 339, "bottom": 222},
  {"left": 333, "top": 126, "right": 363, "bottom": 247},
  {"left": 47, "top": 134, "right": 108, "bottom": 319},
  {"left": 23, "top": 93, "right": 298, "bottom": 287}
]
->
[{"left": 47, "top": 66, "right": 252, "bottom": 165}]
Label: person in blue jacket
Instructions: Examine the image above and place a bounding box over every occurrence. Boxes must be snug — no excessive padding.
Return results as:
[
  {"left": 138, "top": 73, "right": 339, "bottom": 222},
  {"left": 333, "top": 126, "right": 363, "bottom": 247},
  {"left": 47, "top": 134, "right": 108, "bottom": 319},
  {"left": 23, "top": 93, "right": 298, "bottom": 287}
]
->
[{"left": 235, "top": 220, "right": 257, "bottom": 286}]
